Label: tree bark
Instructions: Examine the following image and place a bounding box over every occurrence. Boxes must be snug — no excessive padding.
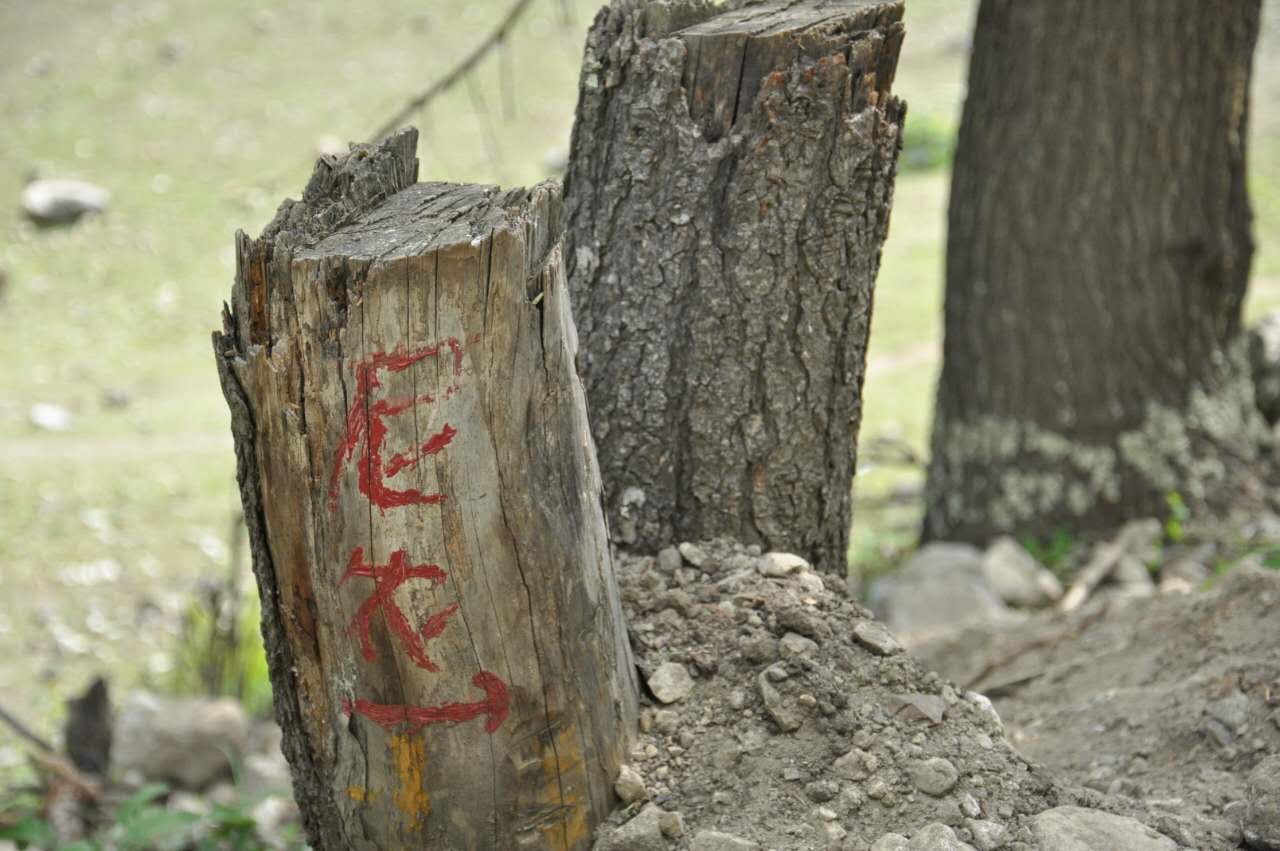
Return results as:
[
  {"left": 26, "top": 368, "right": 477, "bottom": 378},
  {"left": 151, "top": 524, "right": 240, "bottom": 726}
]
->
[
  {"left": 924, "top": 0, "right": 1267, "bottom": 545},
  {"left": 563, "top": 0, "right": 906, "bottom": 571},
  {"left": 213, "top": 130, "right": 637, "bottom": 850}
]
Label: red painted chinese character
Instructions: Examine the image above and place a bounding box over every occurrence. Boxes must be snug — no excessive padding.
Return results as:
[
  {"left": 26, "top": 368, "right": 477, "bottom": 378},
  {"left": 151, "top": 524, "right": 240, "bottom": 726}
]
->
[
  {"left": 340, "top": 546, "right": 460, "bottom": 673},
  {"left": 328, "top": 339, "right": 464, "bottom": 512},
  {"left": 344, "top": 672, "right": 510, "bottom": 734}
]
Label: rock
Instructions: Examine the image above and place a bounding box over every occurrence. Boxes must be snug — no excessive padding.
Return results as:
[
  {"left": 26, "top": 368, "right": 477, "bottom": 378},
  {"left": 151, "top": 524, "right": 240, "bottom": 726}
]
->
[
  {"left": 658, "top": 810, "right": 685, "bottom": 839},
  {"left": 794, "top": 571, "right": 825, "bottom": 595},
  {"left": 868, "top": 543, "right": 1008, "bottom": 640},
  {"left": 251, "top": 795, "right": 298, "bottom": 847},
  {"left": 690, "top": 830, "right": 759, "bottom": 850},
  {"left": 869, "top": 835, "right": 910, "bottom": 851},
  {"left": 648, "top": 662, "right": 695, "bottom": 703},
  {"left": 657, "top": 546, "right": 683, "bottom": 573},
  {"left": 1245, "top": 755, "right": 1280, "bottom": 849},
  {"left": 615, "top": 764, "right": 647, "bottom": 804},
  {"left": 596, "top": 803, "right": 667, "bottom": 851},
  {"left": 907, "top": 823, "right": 976, "bottom": 851},
  {"left": 853, "top": 620, "right": 903, "bottom": 656},
  {"left": 833, "top": 748, "right": 878, "bottom": 781},
  {"left": 967, "top": 820, "right": 1006, "bottom": 850},
  {"left": 618, "top": 487, "right": 647, "bottom": 544},
  {"left": 241, "top": 751, "right": 292, "bottom": 798},
  {"left": 758, "top": 669, "right": 803, "bottom": 732},
  {"left": 982, "top": 537, "right": 1062, "bottom": 607},
  {"left": 29, "top": 403, "right": 72, "bottom": 432},
  {"left": 779, "top": 632, "right": 818, "bottom": 658},
  {"left": 1029, "top": 807, "right": 1176, "bottom": 850},
  {"left": 911, "top": 757, "right": 960, "bottom": 797},
  {"left": 887, "top": 692, "right": 948, "bottom": 725},
  {"left": 112, "top": 692, "right": 248, "bottom": 790},
  {"left": 760, "top": 551, "right": 809, "bottom": 576},
  {"left": 1250, "top": 309, "right": 1280, "bottom": 424},
  {"left": 22, "top": 178, "right": 109, "bottom": 225},
  {"left": 679, "top": 542, "right": 709, "bottom": 567}
]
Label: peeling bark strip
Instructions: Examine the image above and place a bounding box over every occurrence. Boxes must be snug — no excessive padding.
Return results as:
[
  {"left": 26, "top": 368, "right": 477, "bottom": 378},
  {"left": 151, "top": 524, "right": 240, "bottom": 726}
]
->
[
  {"left": 563, "top": 0, "right": 906, "bottom": 570},
  {"left": 924, "top": 0, "right": 1265, "bottom": 544},
  {"left": 214, "top": 130, "right": 637, "bottom": 850}
]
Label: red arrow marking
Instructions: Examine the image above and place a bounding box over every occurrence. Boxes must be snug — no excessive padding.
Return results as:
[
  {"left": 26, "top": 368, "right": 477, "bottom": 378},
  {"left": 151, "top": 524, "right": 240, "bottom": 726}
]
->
[
  {"left": 345, "top": 671, "right": 510, "bottom": 734},
  {"left": 341, "top": 547, "right": 457, "bottom": 672},
  {"left": 328, "top": 339, "right": 464, "bottom": 512}
]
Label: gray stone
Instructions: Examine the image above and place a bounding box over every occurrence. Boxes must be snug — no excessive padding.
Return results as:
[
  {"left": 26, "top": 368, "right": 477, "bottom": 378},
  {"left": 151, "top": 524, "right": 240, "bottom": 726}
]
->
[
  {"left": 615, "top": 764, "right": 647, "bottom": 804},
  {"left": 982, "top": 537, "right": 1062, "bottom": 607},
  {"left": 657, "top": 546, "right": 683, "bottom": 573},
  {"left": 113, "top": 691, "right": 248, "bottom": 790},
  {"left": 648, "top": 662, "right": 695, "bottom": 704},
  {"left": 853, "top": 620, "right": 903, "bottom": 656},
  {"left": 690, "top": 831, "right": 759, "bottom": 851},
  {"left": 907, "top": 823, "right": 976, "bottom": 851},
  {"left": 967, "top": 820, "right": 1007, "bottom": 851},
  {"left": 832, "top": 748, "right": 878, "bottom": 781},
  {"left": 869, "top": 835, "right": 909, "bottom": 851},
  {"left": 679, "top": 542, "right": 709, "bottom": 567},
  {"left": 1245, "top": 755, "right": 1280, "bottom": 849},
  {"left": 22, "top": 178, "right": 110, "bottom": 225},
  {"left": 658, "top": 810, "right": 685, "bottom": 839},
  {"left": 1029, "top": 807, "right": 1176, "bottom": 851},
  {"left": 911, "top": 757, "right": 960, "bottom": 797},
  {"left": 779, "top": 631, "right": 819, "bottom": 658},
  {"left": 760, "top": 551, "right": 808, "bottom": 576},
  {"left": 1250, "top": 309, "right": 1280, "bottom": 424},
  {"left": 758, "top": 669, "right": 803, "bottom": 732},
  {"left": 868, "top": 543, "right": 1009, "bottom": 640},
  {"left": 597, "top": 803, "right": 667, "bottom": 851}
]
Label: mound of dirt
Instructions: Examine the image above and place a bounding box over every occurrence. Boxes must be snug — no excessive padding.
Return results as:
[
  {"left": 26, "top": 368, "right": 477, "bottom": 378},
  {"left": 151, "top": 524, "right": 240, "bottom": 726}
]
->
[
  {"left": 590, "top": 539, "right": 1237, "bottom": 850},
  {"left": 915, "top": 562, "right": 1280, "bottom": 848}
]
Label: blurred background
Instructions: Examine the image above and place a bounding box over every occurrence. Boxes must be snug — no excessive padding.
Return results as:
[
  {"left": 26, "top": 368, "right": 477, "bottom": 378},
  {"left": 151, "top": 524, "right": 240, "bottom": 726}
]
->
[{"left": 1, "top": 0, "right": 1279, "bottom": 804}]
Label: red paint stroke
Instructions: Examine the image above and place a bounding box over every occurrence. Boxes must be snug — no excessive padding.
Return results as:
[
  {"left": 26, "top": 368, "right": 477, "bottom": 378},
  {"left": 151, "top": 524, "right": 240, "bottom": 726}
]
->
[
  {"left": 344, "top": 671, "right": 510, "bottom": 734},
  {"left": 328, "top": 339, "right": 465, "bottom": 512},
  {"left": 341, "top": 547, "right": 457, "bottom": 672}
]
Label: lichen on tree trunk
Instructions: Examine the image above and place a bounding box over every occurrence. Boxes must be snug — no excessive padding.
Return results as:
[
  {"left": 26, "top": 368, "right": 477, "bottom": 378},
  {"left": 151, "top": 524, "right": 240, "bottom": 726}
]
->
[
  {"left": 924, "top": 0, "right": 1268, "bottom": 545},
  {"left": 214, "top": 130, "right": 636, "bottom": 850},
  {"left": 563, "top": 0, "right": 906, "bottom": 572}
]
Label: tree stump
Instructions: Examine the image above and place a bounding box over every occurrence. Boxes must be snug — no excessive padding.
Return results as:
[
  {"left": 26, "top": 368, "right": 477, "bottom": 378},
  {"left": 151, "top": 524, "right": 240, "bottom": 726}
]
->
[
  {"left": 214, "top": 130, "right": 637, "bottom": 850},
  {"left": 563, "top": 0, "right": 906, "bottom": 571}
]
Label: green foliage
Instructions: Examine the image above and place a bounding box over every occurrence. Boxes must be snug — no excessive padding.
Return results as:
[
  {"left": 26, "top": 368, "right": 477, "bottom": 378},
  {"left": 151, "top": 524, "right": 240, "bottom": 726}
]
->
[
  {"left": 900, "top": 114, "right": 956, "bottom": 172},
  {"left": 1019, "top": 527, "right": 1079, "bottom": 575},
  {"left": 162, "top": 565, "right": 273, "bottom": 718},
  {"left": 0, "top": 784, "right": 296, "bottom": 851},
  {"left": 1164, "top": 491, "right": 1190, "bottom": 545}
]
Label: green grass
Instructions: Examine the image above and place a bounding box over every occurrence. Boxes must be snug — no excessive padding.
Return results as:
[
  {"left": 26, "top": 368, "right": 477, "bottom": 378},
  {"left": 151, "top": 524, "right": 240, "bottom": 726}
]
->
[{"left": 2, "top": 0, "right": 1280, "bottom": 757}]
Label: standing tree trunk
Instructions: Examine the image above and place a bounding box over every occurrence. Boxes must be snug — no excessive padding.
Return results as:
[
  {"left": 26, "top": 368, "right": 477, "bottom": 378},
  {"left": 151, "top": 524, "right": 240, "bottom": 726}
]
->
[
  {"left": 214, "top": 130, "right": 637, "bottom": 850},
  {"left": 563, "top": 0, "right": 906, "bottom": 571},
  {"left": 924, "top": 0, "right": 1266, "bottom": 544}
]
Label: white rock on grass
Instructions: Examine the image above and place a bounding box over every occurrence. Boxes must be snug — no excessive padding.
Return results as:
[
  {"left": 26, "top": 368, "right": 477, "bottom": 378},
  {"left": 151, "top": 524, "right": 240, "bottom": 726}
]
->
[
  {"left": 113, "top": 692, "right": 249, "bottom": 790},
  {"left": 982, "top": 536, "right": 1063, "bottom": 607},
  {"left": 22, "top": 178, "right": 109, "bottom": 225},
  {"left": 647, "top": 661, "right": 695, "bottom": 703},
  {"left": 1029, "top": 807, "right": 1176, "bottom": 851}
]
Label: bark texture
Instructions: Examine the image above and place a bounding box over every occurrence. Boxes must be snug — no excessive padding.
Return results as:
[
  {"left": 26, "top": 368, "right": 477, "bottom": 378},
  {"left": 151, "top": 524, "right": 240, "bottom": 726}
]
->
[
  {"left": 925, "top": 0, "right": 1267, "bottom": 544},
  {"left": 214, "top": 130, "right": 636, "bottom": 850},
  {"left": 563, "top": 0, "right": 905, "bottom": 571}
]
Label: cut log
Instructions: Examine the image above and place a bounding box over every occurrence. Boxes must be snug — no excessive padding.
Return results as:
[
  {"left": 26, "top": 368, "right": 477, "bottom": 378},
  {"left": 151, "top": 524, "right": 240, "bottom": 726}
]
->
[
  {"left": 214, "top": 130, "right": 637, "bottom": 850},
  {"left": 563, "top": 0, "right": 906, "bottom": 571}
]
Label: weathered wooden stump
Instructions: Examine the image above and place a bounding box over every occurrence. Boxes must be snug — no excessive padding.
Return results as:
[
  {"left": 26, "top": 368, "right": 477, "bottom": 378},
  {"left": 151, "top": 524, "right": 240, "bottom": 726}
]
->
[
  {"left": 564, "top": 0, "right": 906, "bottom": 571},
  {"left": 214, "top": 130, "right": 637, "bottom": 850}
]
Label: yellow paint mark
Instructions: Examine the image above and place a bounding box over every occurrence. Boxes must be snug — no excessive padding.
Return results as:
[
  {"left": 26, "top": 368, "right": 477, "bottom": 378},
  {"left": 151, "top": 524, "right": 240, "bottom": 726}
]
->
[
  {"left": 388, "top": 732, "right": 431, "bottom": 829},
  {"left": 537, "top": 725, "right": 590, "bottom": 850},
  {"left": 346, "top": 786, "right": 368, "bottom": 803}
]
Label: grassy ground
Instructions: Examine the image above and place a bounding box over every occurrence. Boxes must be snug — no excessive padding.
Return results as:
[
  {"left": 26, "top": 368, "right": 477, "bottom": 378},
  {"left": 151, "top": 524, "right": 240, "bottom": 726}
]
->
[{"left": 1, "top": 0, "right": 1279, "bottom": 759}]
